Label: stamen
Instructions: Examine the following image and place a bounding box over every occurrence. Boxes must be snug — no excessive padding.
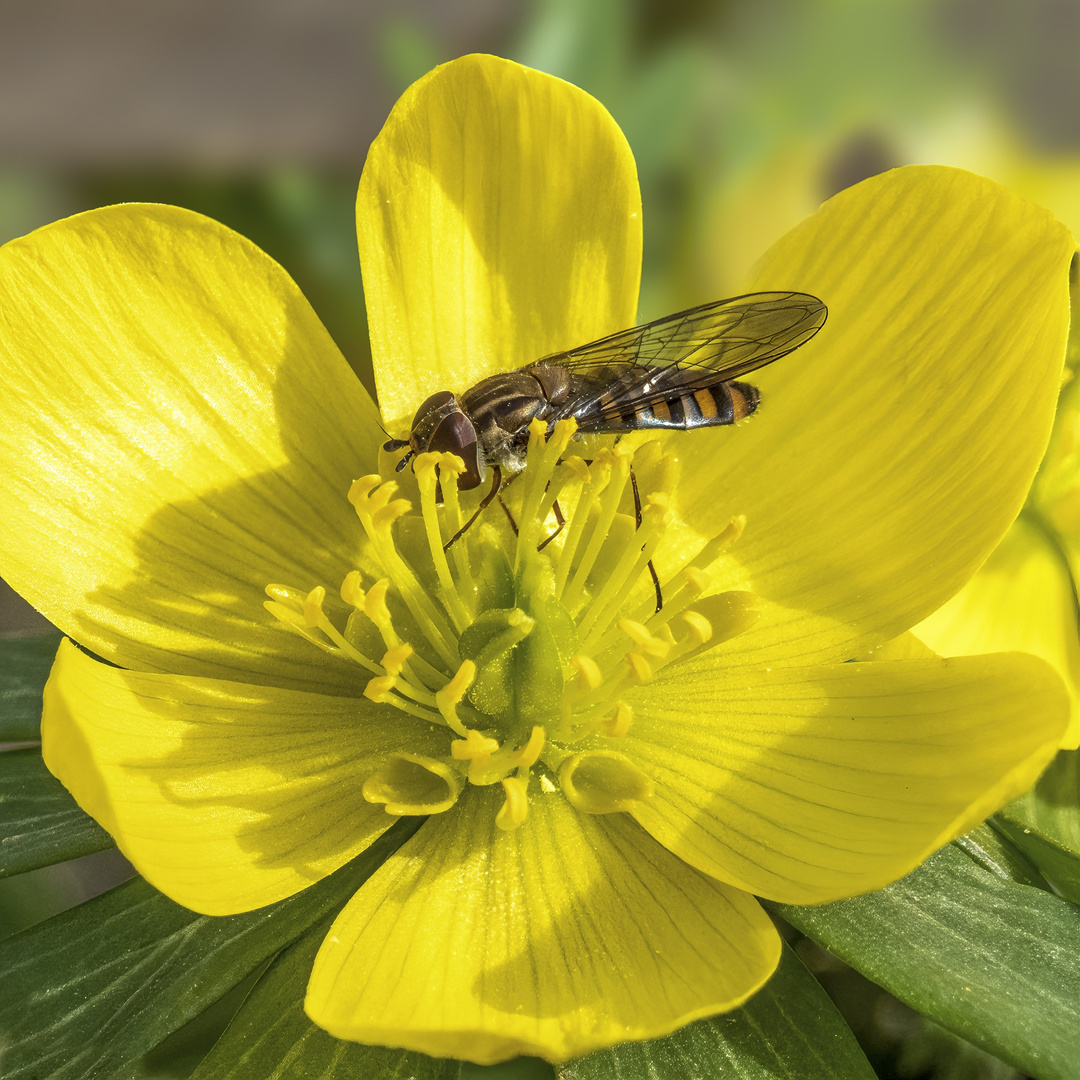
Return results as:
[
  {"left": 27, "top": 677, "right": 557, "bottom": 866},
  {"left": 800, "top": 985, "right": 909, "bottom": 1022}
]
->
[
  {"left": 359, "top": 577, "right": 446, "bottom": 689},
  {"left": 553, "top": 455, "right": 609, "bottom": 597},
  {"left": 516, "top": 418, "right": 578, "bottom": 559},
  {"left": 436, "top": 660, "right": 477, "bottom": 736},
  {"left": 626, "top": 652, "right": 653, "bottom": 683},
  {"left": 414, "top": 451, "right": 472, "bottom": 631},
  {"left": 438, "top": 453, "right": 476, "bottom": 595},
  {"left": 349, "top": 477, "right": 460, "bottom": 668},
  {"left": 263, "top": 598, "right": 339, "bottom": 654},
  {"left": 602, "top": 701, "right": 633, "bottom": 737},
  {"left": 451, "top": 729, "right": 501, "bottom": 760},
  {"left": 570, "top": 654, "right": 604, "bottom": 692},
  {"left": 616, "top": 618, "right": 671, "bottom": 658},
  {"left": 562, "top": 448, "right": 631, "bottom": 612},
  {"left": 340, "top": 570, "right": 365, "bottom": 608},
  {"left": 496, "top": 775, "right": 530, "bottom": 830},
  {"left": 578, "top": 495, "right": 669, "bottom": 646},
  {"left": 303, "top": 586, "right": 327, "bottom": 627}
]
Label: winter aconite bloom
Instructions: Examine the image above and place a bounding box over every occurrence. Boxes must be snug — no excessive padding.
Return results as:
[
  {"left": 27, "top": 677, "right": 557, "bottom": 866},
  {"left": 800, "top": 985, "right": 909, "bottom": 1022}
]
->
[{"left": 0, "top": 56, "right": 1072, "bottom": 1063}]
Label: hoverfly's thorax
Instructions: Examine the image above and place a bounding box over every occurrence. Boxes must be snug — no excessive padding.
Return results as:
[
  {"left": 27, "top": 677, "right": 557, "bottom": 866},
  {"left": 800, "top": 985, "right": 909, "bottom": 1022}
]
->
[{"left": 459, "top": 370, "right": 557, "bottom": 443}]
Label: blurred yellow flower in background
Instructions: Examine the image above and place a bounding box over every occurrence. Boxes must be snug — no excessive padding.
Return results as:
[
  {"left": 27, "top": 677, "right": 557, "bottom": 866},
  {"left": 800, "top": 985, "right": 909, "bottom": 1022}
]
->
[{"left": 0, "top": 54, "right": 1072, "bottom": 1063}]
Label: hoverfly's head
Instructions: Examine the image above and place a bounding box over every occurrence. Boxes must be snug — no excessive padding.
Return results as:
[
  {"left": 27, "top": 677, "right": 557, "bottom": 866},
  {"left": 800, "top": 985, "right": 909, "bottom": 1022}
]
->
[{"left": 382, "top": 390, "right": 484, "bottom": 490}]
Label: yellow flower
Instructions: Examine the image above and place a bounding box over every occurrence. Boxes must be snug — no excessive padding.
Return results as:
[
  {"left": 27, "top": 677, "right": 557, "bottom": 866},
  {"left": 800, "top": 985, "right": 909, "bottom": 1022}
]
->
[
  {"left": 0, "top": 55, "right": 1071, "bottom": 1064},
  {"left": 697, "top": 117, "right": 1080, "bottom": 749}
]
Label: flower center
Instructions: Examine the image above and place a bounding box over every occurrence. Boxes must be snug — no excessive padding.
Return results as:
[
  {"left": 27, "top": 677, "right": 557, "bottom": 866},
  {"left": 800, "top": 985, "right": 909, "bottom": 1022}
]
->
[{"left": 265, "top": 418, "right": 757, "bottom": 830}]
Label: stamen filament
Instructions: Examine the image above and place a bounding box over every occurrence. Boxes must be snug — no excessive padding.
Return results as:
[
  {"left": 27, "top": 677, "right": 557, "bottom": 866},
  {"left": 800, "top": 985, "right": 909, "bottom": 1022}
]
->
[
  {"left": 516, "top": 418, "right": 577, "bottom": 564},
  {"left": 414, "top": 452, "right": 472, "bottom": 632},
  {"left": 562, "top": 449, "right": 631, "bottom": 612},
  {"left": 349, "top": 478, "right": 461, "bottom": 668},
  {"left": 439, "top": 455, "right": 476, "bottom": 596},
  {"left": 578, "top": 496, "right": 669, "bottom": 646},
  {"left": 553, "top": 456, "right": 608, "bottom": 597}
]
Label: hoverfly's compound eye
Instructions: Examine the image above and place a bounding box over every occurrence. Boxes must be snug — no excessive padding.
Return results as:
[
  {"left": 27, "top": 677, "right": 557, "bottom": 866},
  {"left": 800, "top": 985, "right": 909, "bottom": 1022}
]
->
[
  {"left": 430, "top": 412, "right": 483, "bottom": 489},
  {"left": 411, "top": 390, "right": 455, "bottom": 429}
]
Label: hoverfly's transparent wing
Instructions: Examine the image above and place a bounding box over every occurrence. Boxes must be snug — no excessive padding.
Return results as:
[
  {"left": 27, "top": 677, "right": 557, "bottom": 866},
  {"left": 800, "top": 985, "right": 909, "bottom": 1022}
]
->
[{"left": 539, "top": 291, "right": 826, "bottom": 419}]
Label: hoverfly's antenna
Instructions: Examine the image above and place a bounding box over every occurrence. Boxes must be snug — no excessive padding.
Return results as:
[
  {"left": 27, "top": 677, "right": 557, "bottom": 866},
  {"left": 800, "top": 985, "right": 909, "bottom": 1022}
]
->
[
  {"left": 394, "top": 450, "right": 415, "bottom": 473},
  {"left": 382, "top": 438, "right": 409, "bottom": 452}
]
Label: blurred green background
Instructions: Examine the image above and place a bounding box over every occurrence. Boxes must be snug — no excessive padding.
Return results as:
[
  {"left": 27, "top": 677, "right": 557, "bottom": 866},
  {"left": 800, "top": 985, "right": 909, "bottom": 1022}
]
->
[{"left": 3, "top": 1, "right": 1080, "bottom": 1077}]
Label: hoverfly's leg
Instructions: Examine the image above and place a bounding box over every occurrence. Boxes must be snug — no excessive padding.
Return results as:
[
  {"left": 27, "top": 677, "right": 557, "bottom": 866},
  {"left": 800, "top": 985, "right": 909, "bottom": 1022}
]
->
[
  {"left": 498, "top": 494, "right": 519, "bottom": 536},
  {"left": 537, "top": 498, "right": 566, "bottom": 552},
  {"left": 444, "top": 467, "right": 518, "bottom": 551},
  {"left": 630, "top": 465, "right": 663, "bottom": 613}
]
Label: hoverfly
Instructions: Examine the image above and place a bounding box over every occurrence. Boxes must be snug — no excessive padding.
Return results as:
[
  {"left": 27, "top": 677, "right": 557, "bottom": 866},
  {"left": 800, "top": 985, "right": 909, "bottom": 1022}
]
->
[{"left": 384, "top": 291, "right": 827, "bottom": 551}]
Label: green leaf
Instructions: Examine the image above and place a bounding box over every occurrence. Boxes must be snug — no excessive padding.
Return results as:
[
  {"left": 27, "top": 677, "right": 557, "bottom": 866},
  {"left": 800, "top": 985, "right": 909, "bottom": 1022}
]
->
[
  {"left": 189, "top": 905, "right": 464, "bottom": 1080},
  {"left": 1005, "top": 749, "right": 1080, "bottom": 852},
  {"left": 0, "top": 630, "right": 62, "bottom": 740},
  {"left": 993, "top": 816, "right": 1080, "bottom": 906},
  {"left": 0, "top": 747, "right": 113, "bottom": 876},
  {"left": 995, "top": 749, "right": 1080, "bottom": 903},
  {"left": 558, "top": 942, "right": 876, "bottom": 1080},
  {"left": 0, "top": 818, "right": 420, "bottom": 1080},
  {"left": 769, "top": 827, "right": 1080, "bottom": 1080}
]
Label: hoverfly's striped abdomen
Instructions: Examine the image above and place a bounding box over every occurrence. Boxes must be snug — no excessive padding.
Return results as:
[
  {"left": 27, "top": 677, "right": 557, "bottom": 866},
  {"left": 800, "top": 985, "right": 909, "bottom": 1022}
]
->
[{"left": 583, "top": 378, "right": 760, "bottom": 433}]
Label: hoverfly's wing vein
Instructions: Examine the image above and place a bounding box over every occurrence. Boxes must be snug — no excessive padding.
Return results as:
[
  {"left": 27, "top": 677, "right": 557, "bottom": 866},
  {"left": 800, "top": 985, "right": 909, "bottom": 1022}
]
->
[{"left": 539, "top": 291, "right": 826, "bottom": 419}]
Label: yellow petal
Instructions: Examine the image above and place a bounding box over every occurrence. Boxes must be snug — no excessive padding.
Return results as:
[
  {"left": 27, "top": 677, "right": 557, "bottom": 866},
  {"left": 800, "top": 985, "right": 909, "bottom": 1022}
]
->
[
  {"left": 915, "top": 514, "right": 1080, "bottom": 748},
  {"left": 666, "top": 166, "right": 1073, "bottom": 665},
  {"left": 357, "top": 54, "right": 642, "bottom": 428},
  {"left": 305, "top": 787, "right": 779, "bottom": 1064},
  {"left": 621, "top": 650, "right": 1068, "bottom": 904},
  {"left": 41, "top": 638, "right": 445, "bottom": 915},
  {"left": 0, "top": 205, "right": 382, "bottom": 694}
]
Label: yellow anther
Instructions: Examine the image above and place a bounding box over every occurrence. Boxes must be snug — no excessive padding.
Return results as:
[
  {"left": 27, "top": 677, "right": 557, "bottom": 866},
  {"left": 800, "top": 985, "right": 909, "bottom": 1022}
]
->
[
  {"left": 437, "top": 452, "right": 466, "bottom": 476},
  {"left": 646, "top": 491, "right": 670, "bottom": 512},
  {"left": 263, "top": 600, "right": 310, "bottom": 635},
  {"left": 681, "top": 610, "right": 714, "bottom": 644},
  {"left": 571, "top": 654, "right": 604, "bottom": 692},
  {"left": 496, "top": 775, "right": 530, "bottom": 831},
  {"left": 372, "top": 499, "right": 412, "bottom": 530},
  {"left": 617, "top": 622, "right": 665, "bottom": 660},
  {"left": 364, "top": 675, "right": 396, "bottom": 702},
  {"left": 303, "top": 586, "right": 326, "bottom": 628},
  {"left": 413, "top": 452, "right": 440, "bottom": 478},
  {"left": 440, "top": 659, "right": 476, "bottom": 705},
  {"left": 451, "top": 728, "right": 501, "bottom": 760},
  {"left": 380, "top": 643, "right": 414, "bottom": 676},
  {"left": 561, "top": 455, "right": 591, "bottom": 483},
  {"left": 340, "top": 570, "right": 365, "bottom": 608},
  {"left": 528, "top": 416, "right": 547, "bottom": 441},
  {"left": 550, "top": 416, "right": 578, "bottom": 449},
  {"left": 613, "top": 440, "right": 634, "bottom": 462},
  {"left": 364, "top": 579, "right": 392, "bottom": 625},
  {"left": 602, "top": 701, "right": 633, "bottom": 737},
  {"left": 512, "top": 726, "right": 546, "bottom": 769},
  {"left": 617, "top": 619, "right": 669, "bottom": 657},
  {"left": 718, "top": 514, "right": 746, "bottom": 548},
  {"left": 683, "top": 566, "right": 712, "bottom": 595},
  {"left": 436, "top": 660, "right": 477, "bottom": 736},
  {"left": 264, "top": 583, "right": 294, "bottom": 603},
  {"left": 619, "top": 619, "right": 651, "bottom": 646},
  {"left": 348, "top": 475, "right": 383, "bottom": 507},
  {"left": 626, "top": 651, "right": 653, "bottom": 683}
]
